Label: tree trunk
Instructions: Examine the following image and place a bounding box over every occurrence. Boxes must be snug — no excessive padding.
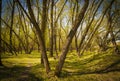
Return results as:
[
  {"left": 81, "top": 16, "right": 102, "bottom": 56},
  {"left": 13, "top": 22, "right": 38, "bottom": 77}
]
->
[
  {"left": 54, "top": 28, "right": 58, "bottom": 57},
  {"left": 40, "top": 0, "right": 48, "bottom": 64},
  {"left": 54, "top": 0, "right": 89, "bottom": 77},
  {"left": 58, "top": 28, "right": 61, "bottom": 52},
  {"left": 75, "top": 34, "right": 78, "bottom": 52},
  {"left": 0, "top": 0, "right": 3, "bottom": 66},
  {"left": 107, "top": 8, "right": 119, "bottom": 54},
  {"left": 50, "top": 0, "right": 54, "bottom": 57},
  {"left": 9, "top": 0, "right": 15, "bottom": 53},
  {"left": 26, "top": 0, "right": 51, "bottom": 73},
  {"left": 111, "top": 31, "right": 120, "bottom": 54}
]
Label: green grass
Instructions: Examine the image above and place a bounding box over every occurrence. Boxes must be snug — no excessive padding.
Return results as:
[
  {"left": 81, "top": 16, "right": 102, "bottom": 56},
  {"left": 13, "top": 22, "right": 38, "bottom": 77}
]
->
[{"left": 0, "top": 49, "right": 120, "bottom": 81}]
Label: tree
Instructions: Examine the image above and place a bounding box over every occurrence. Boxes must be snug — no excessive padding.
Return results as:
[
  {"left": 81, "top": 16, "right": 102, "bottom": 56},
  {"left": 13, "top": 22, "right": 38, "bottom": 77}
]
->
[
  {"left": 40, "top": 0, "right": 48, "bottom": 64},
  {"left": 26, "top": 0, "right": 51, "bottom": 73},
  {"left": 9, "top": 0, "right": 15, "bottom": 53},
  {"left": 50, "top": 0, "right": 54, "bottom": 57},
  {"left": 54, "top": 0, "right": 89, "bottom": 77},
  {"left": 107, "top": 7, "right": 120, "bottom": 54},
  {"left": 0, "top": 0, "right": 3, "bottom": 66}
]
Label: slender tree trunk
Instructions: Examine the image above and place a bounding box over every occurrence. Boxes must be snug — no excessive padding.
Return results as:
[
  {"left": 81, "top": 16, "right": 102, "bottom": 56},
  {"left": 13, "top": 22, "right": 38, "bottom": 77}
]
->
[
  {"left": 75, "top": 34, "right": 78, "bottom": 52},
  {"left": 18, "top": 26, "right": 21, "bottom": 53},
  {"left": 50, "top": 0, "right": 54, "bottom": 57},
  {"left": 23, "top": 14, "right": 29, "bottom": 54},
  {"left": 58, "top": 28, "right": 61, "bottom": 52},
  {"left": 38, "top": 42, "right": 40, "bottom": 52},
  {"left": 107, "top": 8, "right": 119, "bottom": 54},
  {"left": 102, "top": 30, "right": 109, "bottom": 51},
  {"left": 54, "top": 26, "right": 58, "bottom": 57},
  {"left": 110, "top": 31, "right": 119, "bottom": 54},
  {"left": 40, "top": 0, "right": 48, "bottom": 64},
  {"left": 26, "top": 0, "right": 51, "bottom": 73},
  {"left": 58, "top": 36, "right": 61, "bottom": 52},
  {"left": 54, "top": 0, "right": 89, "bottom": 76},
  {"left": 9, "top": 0, "right": 15, "bottom": 53},
  {"left": 0, "top": 0, "right": 3, "bottom": 66},
  {"left": 36, "top": 0, "right": 40, "bottom": 53}
]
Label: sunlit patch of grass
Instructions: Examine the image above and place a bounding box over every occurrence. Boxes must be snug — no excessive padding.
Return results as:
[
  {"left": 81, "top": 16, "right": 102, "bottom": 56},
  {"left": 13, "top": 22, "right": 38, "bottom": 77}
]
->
[
  {"left": 2, "top": 57, "right": 40, "bottom": 67},
  {"left": 61, "top": 49, "right": 120, "bottom": 78}
]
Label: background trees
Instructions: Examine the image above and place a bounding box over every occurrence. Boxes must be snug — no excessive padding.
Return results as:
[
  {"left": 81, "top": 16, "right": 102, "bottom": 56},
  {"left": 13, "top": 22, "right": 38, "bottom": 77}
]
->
[{"left": 55, "top": 0, "right": 89, "bottom": 76}]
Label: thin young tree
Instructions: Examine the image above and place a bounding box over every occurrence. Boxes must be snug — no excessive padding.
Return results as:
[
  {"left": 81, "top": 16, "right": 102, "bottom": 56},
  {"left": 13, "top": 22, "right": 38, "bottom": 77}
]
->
[
  {"left": 9, "top": 0, "right": 15, "bottom": 53},
  {"left": 0, "top": 0, "right": 3, "bottom": 66},
  {"left": 50, "top": 0, "right": 54, "bottom": 57},
  {"left": 26, "top": 0, "right": 51, "bottom": 73},
  {"left": 107, "top": 8, "right": 120, "bottom": 54}
]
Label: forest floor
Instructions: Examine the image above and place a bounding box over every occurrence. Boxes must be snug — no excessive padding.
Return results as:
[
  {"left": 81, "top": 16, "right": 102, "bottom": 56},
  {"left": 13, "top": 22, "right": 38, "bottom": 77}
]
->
[{"left": 0, "top": 48, "right": 120, "bottom": 81}]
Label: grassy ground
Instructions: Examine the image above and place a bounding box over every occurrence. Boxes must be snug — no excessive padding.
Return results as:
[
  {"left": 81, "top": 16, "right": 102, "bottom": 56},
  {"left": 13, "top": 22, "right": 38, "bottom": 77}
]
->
[{"left": 0, "top": 49, "right": 120, "bottom": 81}]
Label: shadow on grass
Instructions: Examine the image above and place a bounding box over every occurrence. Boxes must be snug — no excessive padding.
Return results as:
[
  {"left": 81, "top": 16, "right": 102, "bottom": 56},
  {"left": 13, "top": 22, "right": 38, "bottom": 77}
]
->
[
  {"left": 0, "top": 65, "right": 43, "bottom": 81},
  {"left": 60, "top": 60, "right": 120, "bottom": 78},
  {"left": 62, "top": 68, "right": 120, "bottom": 76}
]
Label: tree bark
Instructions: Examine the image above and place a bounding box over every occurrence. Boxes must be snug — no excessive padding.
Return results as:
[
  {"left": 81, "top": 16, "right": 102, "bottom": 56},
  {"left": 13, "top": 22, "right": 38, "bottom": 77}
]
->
[
  {"left": 107, "top": 8, "right": 119, "bottom": 54},
  {"left": 75, "top": 34, "right": 78, "bottom": 52},
  {"left": 9, "top": 0, "right": 15, "bottom": 53},
  {"left": 0, "top": 0, "right": 3, "bottom": 66},
  {"left": 26, "top": 0, "right": 51, "bottom": 73},
  {"left": 50, "top": 0, "right": 54, "bottom": 57},
  {"left": 54, "top": 0, "right": 89, "bottom": 77},
  {"left": 40, "top": 0, "right": 48, "bottom": 64}
]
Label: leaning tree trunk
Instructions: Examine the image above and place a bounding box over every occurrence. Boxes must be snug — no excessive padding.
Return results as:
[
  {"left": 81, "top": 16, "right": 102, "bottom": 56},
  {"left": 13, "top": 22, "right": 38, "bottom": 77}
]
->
[{"left": 54, "top": 0, "right": 89, "bottom": 77}]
